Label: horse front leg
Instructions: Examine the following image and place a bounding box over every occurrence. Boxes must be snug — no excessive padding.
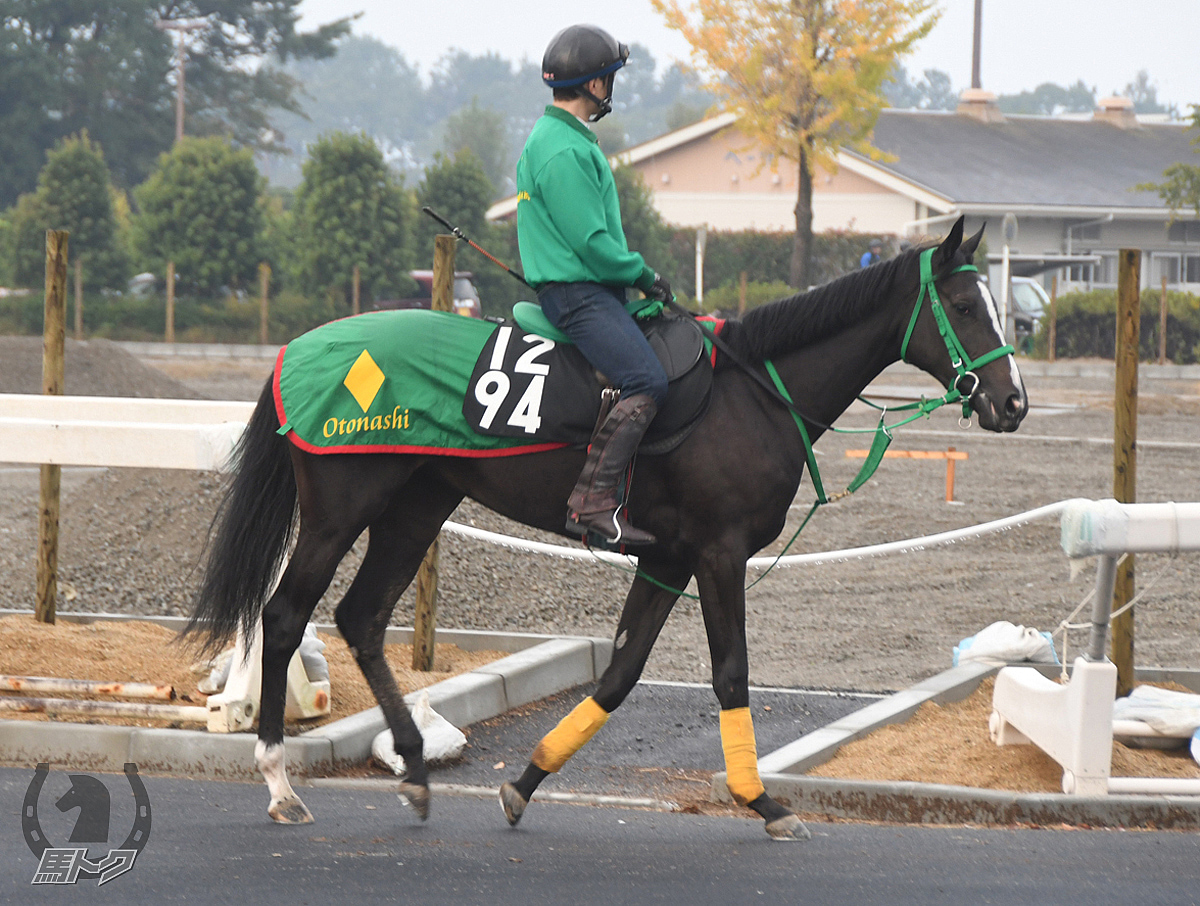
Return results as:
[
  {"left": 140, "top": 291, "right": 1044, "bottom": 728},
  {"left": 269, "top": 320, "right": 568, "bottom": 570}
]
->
[
  {"left": 696, "top": 556, "right": 810, "bottom": 842},
  {"left": 500, "top": 559, "right": 692, "bottom": 826}
]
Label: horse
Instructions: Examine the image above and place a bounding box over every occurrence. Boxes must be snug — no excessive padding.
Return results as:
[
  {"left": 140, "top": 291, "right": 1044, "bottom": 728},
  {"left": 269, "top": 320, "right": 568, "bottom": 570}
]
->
[{"left": 187, "top": 216, "right": 1027, "bottom": 840}]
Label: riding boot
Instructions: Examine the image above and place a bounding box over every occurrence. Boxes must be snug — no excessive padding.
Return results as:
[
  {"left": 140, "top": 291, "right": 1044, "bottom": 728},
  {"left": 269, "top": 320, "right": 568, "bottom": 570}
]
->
[{"left": 566, "top": 393, "right": 658, "bottom": 546}]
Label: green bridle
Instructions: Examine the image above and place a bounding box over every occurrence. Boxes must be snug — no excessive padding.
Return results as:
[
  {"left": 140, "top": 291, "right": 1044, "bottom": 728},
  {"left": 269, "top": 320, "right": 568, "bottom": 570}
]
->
[
  {"left": 764, "top": 246, "right": 1015, "bottom": 509},
  {"left": 900, "top": 247, "right": 1016, "bottom": 417}
]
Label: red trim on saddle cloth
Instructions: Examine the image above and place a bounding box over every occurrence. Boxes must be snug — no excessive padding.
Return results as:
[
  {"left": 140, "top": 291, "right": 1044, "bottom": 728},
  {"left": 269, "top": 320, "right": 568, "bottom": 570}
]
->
[
  {"left": 697, "top": 316, "right": 726, "bottom": 368},
  {"left": 271, "top": 345, "right": 570, "bottom": 459}
]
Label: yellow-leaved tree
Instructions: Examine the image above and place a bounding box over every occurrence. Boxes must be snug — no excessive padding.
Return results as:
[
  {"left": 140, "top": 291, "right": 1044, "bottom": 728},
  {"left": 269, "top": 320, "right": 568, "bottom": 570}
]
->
[{"left": 651, "top": 0, "right": 939, "bottom": 287}]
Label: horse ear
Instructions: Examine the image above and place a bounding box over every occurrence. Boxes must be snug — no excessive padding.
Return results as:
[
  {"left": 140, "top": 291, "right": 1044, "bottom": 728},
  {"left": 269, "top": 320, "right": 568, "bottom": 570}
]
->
[
  {"left": 959, "top": 224, "right": 985, "bottom": 263},
  {"left": 931, "top": 216, "right": 966, "bottom": 269}
]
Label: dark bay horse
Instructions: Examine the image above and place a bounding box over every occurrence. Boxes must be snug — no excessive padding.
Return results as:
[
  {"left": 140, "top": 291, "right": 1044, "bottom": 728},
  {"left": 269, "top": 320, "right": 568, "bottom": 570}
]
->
[{"left": 188, "top": 217, "right": 1026, "bottom": 840}]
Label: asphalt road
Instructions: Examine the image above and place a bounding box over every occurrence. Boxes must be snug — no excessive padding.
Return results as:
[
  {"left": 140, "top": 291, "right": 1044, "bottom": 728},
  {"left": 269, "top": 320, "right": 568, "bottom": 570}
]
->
[
  {"left": 5, "top": 766, "right": 1200, "bottom": 906},
  {"left": 427, "top": 680, "right": 880, "bottom": 802}
]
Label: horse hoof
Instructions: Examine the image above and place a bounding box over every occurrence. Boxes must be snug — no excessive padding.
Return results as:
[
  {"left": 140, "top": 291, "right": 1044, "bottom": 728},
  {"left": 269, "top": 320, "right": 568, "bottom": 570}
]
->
[
  {"left": 269, "top": 795, "right": 314, "bottom": 824},
  {"left": 765, "top": 814, "right": 811, "bottom": 841},
  {"left": 398, "top": 782, "right": 430, "bottom": 821},
  {"left": 499, "top": 782, "right": 527, "bottom": 827}
]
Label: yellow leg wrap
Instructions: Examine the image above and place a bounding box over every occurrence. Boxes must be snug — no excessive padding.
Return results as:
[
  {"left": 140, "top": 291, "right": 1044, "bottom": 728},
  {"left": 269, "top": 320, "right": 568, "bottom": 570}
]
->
[
  {"left": 720, "top": 707, "right": 765, "bottom": 806},
  {"left": 531, "top": 696, "right": 610, "bottom": 773}
]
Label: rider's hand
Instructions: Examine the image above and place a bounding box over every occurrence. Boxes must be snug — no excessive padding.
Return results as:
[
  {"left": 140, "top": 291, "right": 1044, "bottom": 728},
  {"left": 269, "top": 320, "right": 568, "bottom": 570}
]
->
[{"left": 645, "top": 273, "right": 673, "bottom": 304}]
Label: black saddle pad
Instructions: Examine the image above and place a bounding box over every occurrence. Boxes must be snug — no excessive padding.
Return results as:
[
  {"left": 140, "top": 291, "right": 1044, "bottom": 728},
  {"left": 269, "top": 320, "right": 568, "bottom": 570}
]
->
[{"left": 462, "top": 314, "right": 712, "bottom": 450}]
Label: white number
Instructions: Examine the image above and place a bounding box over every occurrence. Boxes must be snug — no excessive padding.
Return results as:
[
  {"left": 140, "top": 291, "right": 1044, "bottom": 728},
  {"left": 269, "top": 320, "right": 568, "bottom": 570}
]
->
[
  {"left": 488, "top": 326, "right": 513, "bottom": 371},
  {"left": 474, "top": 371, "right": 510, "bottom": 429},
  {"left": 515, "top": 335, "right": 555, "bottom": 376},
  {"left": 507, "top": 375, "right": 545, "bottom": 434}
]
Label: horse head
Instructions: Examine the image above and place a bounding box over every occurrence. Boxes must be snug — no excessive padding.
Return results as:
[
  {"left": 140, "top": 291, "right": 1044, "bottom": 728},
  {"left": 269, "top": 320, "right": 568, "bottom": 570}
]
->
[{"left": 903, "top": 216, "right": 1028, "bottom": 432}]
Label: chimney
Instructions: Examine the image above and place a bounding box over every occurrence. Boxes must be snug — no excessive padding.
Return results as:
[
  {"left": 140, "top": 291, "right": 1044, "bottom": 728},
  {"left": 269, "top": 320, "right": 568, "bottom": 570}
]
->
[
  {"left": 957, "top": 88, "right": 1005, "bottom": 123},
  {"left": 1094, "top": 95, "right": 1140, "bottom": 129}
]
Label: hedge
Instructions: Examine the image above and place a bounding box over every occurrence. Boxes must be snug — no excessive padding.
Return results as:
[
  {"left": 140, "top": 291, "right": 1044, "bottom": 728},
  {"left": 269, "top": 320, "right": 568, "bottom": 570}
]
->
[
  {"left": 665, "top": 228, "right": 886, "bottom": 301},
  {"left": 1034, "top": 288, "right": 1200, "bottom": 364}
]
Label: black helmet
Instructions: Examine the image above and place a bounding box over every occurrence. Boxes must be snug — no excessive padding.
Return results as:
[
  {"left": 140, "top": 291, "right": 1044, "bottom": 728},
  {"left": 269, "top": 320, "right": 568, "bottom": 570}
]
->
[{"left": 542, "top": 25, "right": 629, "bottom": 120}]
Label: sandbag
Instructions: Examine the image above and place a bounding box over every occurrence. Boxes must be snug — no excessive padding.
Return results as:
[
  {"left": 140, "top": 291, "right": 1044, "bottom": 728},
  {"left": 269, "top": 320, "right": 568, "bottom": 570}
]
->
[
  {"left": 953, "top": 620, "right": 1058, "bottom": 667},
  {"left": 372, "top": 690, "right": 467, "bottom": 775}
]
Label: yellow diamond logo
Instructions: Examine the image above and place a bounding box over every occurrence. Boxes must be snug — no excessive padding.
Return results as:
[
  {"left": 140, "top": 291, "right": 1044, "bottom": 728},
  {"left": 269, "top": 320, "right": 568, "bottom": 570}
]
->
[{"left": 343, "top": 350, "right": 385, "bottom": 412}]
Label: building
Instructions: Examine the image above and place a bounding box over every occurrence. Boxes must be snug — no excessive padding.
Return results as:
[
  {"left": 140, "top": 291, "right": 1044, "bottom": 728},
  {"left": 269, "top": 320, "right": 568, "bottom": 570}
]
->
[{"left": 488, "top": 93, "right": 1200, "bottom": 293}]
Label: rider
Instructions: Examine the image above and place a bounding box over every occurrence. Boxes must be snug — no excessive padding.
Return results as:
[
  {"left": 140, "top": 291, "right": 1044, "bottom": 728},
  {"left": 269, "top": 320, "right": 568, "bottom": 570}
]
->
[{"left": 516, "top": 24, "right": 673, "bottom": 546}]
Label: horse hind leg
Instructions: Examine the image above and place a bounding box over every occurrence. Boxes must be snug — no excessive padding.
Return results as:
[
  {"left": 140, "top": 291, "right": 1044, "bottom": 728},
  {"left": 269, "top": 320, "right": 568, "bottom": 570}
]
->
[
  {"left": 256, "top": 522, "right": 364, "bottom": 824},
  {"left": 333, "top": 477, "right": 465, "bottom": 822},
  {"left": 500, "top": 559, "right": 691, "bottom": 826}
]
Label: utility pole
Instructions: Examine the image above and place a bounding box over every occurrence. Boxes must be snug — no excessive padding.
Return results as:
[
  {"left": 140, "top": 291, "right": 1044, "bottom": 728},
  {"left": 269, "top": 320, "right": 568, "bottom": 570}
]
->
[
  {"left": 971, "top": 0, "right": 983, "bottom": 89},
  {"left": 155, "top": 18, "right": 208, "bottom": 143}
]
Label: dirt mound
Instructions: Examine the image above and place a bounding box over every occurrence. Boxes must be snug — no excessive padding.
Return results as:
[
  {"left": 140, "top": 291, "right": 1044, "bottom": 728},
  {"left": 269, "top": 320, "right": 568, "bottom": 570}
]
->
[{"left": 0, "top": 336, "right": 202, "bottom": 398}]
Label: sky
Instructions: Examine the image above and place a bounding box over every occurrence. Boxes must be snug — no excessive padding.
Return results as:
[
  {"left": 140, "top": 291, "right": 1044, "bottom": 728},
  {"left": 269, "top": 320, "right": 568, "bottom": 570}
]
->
[{"left": 299, "top": 0, "right": 1200, "bottom": 113}]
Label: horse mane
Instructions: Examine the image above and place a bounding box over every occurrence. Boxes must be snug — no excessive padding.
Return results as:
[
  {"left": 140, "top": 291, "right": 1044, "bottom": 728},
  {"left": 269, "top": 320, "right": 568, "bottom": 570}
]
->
[{"left": 715, "top": 248, "right": 919, "bottom": 365}]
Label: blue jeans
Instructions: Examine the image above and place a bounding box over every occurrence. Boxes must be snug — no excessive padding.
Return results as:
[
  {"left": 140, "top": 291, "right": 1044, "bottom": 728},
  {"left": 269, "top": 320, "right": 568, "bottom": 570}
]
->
[{"left": 538, "top": 282, "right": 669, "bottom": 405}]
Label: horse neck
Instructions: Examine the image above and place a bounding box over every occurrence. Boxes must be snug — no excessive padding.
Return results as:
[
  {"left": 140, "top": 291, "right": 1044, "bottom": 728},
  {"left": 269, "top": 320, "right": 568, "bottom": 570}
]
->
[{"left": 766, "top": 307, "right": 903, "bottom": 442}]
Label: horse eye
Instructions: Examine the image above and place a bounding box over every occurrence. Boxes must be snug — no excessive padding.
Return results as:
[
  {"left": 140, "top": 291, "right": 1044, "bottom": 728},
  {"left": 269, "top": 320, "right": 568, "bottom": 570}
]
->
[{"left": 953, "top": 301, "right": 972, "bottom": 316}]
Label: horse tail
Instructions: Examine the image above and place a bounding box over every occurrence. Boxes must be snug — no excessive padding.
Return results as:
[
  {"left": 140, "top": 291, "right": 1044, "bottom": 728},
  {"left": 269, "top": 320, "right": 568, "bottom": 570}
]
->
[{"left": 186, "top": 376, "right": 298, "bottom": 656}]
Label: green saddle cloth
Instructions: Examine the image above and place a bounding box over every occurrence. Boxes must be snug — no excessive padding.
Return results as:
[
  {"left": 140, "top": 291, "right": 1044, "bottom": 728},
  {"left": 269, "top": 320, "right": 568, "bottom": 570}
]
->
[{"left": 273, "top": 309, "right": 567, "bottom": 456}]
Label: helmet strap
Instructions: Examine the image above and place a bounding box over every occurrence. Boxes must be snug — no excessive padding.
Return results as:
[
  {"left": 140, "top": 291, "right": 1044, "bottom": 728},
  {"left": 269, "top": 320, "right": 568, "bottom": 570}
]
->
[{"left": 579, "top": 75, "right": 615, "bottom": 122}]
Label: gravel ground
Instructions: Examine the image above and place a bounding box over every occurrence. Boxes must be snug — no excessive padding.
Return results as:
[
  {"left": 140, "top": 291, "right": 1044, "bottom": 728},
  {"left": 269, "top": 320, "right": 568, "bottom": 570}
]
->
[{"left": 2, "top": 336, "right": 1198, "bottom": 694}]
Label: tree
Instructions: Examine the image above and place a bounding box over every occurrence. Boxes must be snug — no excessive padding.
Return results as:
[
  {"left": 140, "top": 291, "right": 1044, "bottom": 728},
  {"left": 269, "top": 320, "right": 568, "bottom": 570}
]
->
[
  {"left": 884, "top": 65, "right": 957, "bottom": 110},
  {"left": 441, "top": 100, "right": 513, "bottom": 198},
  {"left": 8, "top": 132, "right": 129, "bottom": 290},
  {"left": 416, "top": 150, "right": 507, "bottom": 312},
  {"left": 291, "top": 132, "right": 415, "bottom": 308},
  {"left": 0, "top": 1, "right": 349, "bottom": 207},
  {"left": 268, "top": 36, "right": 428, "bottom": 187},
  {"left": 132, "top": 137, "right": 267, "bottom": 296},
  {"left": 1122, "top": 70, "right": 1177, "bottom": 117},
  {"left": 1138, "top": 105, "right": 1200, "bottom": 215},
  {"left": 613, "top": 166, "right": 673, "bottom": 279},
  {"left": 652, "top": 0, "right": 937, "bottom": 287},
  {"left": 997, "top": 81, "right": 1095, "bottom": 115}
]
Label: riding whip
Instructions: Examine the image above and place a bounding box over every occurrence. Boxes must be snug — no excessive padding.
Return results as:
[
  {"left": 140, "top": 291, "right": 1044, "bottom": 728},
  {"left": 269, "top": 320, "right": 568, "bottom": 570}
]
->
[{"left": 421, "top": 206, "right": 532, "bottom": 288}]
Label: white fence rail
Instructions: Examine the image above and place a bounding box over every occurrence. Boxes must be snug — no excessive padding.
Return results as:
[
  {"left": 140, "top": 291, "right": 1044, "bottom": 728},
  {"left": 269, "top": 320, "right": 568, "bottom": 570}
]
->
[{"left": 0, "top": 394, "right": 253, "bottom": 470}]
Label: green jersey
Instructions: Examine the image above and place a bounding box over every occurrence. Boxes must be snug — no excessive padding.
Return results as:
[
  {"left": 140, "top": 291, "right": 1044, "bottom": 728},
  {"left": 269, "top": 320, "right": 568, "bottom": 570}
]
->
[{"left": 516, "top": 106, "right": 656, "bottom": 292}]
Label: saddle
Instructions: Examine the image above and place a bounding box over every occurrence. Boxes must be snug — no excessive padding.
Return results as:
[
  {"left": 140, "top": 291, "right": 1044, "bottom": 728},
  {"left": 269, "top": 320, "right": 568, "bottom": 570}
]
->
[{"left": 462, "top": 301, "right": 713, "bottom": 453}]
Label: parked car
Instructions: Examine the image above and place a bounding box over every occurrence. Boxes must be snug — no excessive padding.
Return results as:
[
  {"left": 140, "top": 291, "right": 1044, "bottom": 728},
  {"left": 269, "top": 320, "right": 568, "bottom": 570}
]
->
[
  {"left": 1010, "top": 276, "right": 1051, "bottom": 351},
  {"left": 372, "top": 270, "right": 482, "bottom": 318}
]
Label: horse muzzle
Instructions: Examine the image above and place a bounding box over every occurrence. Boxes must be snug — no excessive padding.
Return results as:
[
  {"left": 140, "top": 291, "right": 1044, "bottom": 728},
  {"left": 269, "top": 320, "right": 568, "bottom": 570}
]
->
[{"left": 970, "top": 380, "right": 1029, "bottom": 432}]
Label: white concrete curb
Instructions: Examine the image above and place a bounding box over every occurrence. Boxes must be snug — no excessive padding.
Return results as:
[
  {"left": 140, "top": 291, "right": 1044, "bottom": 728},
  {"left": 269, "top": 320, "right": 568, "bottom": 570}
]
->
[
  {"left": 711, "top": 662, "right": 1200, "bottom": 828},
  {"left": 0, "top": 611, "right": 612, "bottom": 780}
]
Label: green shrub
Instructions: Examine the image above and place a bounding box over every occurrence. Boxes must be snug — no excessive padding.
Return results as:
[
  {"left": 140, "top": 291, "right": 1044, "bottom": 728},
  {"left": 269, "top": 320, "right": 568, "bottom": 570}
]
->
[
  {"left": 666, "top": 228, "right": 889, "bottom": 297},
  {"left": 1034, "top": 288, "right": 1200, "bottom": 364},
  {"left": 696, "top": 280, "right": 795, "bottom": 314}
]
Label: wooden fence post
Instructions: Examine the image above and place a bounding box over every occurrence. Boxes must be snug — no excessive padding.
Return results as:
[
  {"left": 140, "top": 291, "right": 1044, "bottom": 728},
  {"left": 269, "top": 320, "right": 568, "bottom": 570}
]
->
[
  {"left": 73, "top": 257, "right": 83, "bottom": 340},
  {"left": 165, "top": 260, "right": 176, "bottom": 344},
  {"left": 1111, "top": 249, "right": 1140, "bottom": 696},
  {"left": 1159, "top": 275, "right": 1168, "bottom": 366},
  {"left": 1047, "top": 274, "right": 1057, "bottom": 363},
  {"left": 36, "top": 230, "right": 69, "bottom": 624},
  {"left": 259, "top": 262, "right": 271, "bottom": 345},
  {"left": 352, "top": 264, "right": 361, "bottom": 316},
  {"left": 412, "top": 234, "right": 456, "bottom": 671}
]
